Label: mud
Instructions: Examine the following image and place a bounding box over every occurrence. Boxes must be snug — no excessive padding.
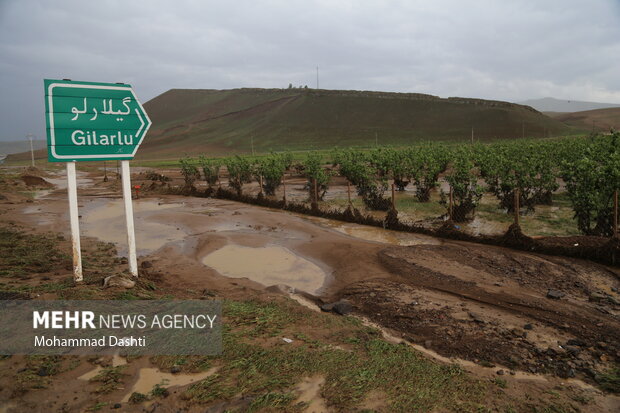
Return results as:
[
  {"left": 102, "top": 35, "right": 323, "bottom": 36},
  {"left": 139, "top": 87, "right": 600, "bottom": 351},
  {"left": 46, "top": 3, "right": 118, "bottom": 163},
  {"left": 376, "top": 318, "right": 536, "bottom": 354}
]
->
[
  {"left": 199, "top": 185, "right": 620, "bottom": 267},
  {"left": 293, "top": 376, "right": 328, "bottom": 412},
  {"left": 2, "top": 165, "right": 620, "bottom": 411},
  {"left": 80, "top": 198, "right": 187, "bottom": 256},
  {"left": 339, "top": 243, "right": 620, "bottom": 382}
]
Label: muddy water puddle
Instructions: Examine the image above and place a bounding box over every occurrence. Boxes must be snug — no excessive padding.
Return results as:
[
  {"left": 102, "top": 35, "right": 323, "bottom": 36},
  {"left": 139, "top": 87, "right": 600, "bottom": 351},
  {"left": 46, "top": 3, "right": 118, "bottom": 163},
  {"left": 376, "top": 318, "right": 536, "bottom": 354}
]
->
[
  {"left": 294, "top": 376, "right": 328, "bottom": 412},
  {"left": 21, "top": 205, "right": 57, "bottom": 226},
  {"left": 80, "top": 199, "right": 186, "bottom": 256},
  {"left": 45, "top": 176, "right": 93, "bottom": 191},
  {"left": 121, "top": 367, "right": 218, "bottom": 402},
  {"left": 76, "top": 357, "right": 217, "bottom": 402},
  {"left": 202, "top": 245, "right": 327, "bottom": 294},
  {"left": 461, "top": 216, "right": 508, "bottom": 236},
  {"left": 31, "top": 171, "right": 93, "bottom": 200},
  {"left": 303, "top": 216, "right": 442, "bottom": 246}
]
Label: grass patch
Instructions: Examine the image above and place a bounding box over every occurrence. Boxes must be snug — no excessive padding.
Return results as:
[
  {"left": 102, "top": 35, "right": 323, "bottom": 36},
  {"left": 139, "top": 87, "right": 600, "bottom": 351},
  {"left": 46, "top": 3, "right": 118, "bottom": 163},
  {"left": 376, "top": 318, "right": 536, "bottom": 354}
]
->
[
  {"left": 15, "top": 356, "right": 79, "bottom": 391},
  {"left": 248, "top": 391, "right": 297, "bottom": 411},
  {"left": 493, "top": 377, "right": 508, "bottom": 388},
  {"left": 85, "top": 402, "right": 108, "bottom": 411},
  {"left": 128, "top": 392, "right": 148, "bottom": 404},
  {"left": 89, "top": 365, "right": 127, "bottom": 394},
  {"left": 151, "top": 383, "right": 170, "bottom": 398},
  {"left": 149, "top": 355, "right": 212, "bottom": 373},
  {"left": 0, "top": 226, "right": 70, "bottom": 278},
  {"left": 596, "top": 365, "right": 620, "bottom": 393},
  {"left": 181, "top": 298, "right": 487, "bottom": 412}
]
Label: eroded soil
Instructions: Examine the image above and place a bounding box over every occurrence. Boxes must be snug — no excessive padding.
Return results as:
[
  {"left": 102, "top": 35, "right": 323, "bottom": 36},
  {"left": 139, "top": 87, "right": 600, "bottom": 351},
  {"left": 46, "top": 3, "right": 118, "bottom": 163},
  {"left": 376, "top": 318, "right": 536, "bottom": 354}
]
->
[{"left": 1, "top": 165, "right": 619, "bottom": 412}]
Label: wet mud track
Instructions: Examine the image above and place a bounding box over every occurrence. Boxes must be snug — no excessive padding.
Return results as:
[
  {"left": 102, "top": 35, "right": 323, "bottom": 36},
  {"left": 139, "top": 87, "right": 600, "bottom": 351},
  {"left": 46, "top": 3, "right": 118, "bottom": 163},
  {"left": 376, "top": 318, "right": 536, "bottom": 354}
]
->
[{"left": 340, "top": 243, "right": 620, "bottom": 382}]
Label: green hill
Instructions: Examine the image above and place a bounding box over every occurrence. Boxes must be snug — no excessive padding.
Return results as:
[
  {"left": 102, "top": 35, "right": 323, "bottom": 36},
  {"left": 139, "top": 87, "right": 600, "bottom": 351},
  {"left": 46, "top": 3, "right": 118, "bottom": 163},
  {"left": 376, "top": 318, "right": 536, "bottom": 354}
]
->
[{"left": 140, "top": 88, "right": 576, "bottom": 157}]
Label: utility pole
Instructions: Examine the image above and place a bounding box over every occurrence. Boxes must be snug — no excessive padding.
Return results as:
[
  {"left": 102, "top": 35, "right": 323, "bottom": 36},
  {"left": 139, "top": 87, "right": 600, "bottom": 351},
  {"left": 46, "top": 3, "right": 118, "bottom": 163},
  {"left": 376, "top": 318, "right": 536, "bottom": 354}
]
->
[
  {"left": 316, "top": 66, "right": 319, "bottom": 89},
  {"left": 27, "top": 133, "right": 35, "bottom": 167},
  {"left": 251, "top": 136, "right": 255, "bottom": 156}
]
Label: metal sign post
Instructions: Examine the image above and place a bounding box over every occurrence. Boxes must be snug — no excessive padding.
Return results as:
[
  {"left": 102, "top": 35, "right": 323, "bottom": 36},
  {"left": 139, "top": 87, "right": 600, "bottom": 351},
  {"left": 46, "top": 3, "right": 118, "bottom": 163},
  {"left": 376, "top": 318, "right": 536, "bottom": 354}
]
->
[
  {"left": 121, "top": 160, "right": 138, "bottom": 276},
  {"left": 66, "top": 161, "right": 82, "bottom": 281},
  {"left": 44, "top": 79, "right": 151, "bottom": 281}
]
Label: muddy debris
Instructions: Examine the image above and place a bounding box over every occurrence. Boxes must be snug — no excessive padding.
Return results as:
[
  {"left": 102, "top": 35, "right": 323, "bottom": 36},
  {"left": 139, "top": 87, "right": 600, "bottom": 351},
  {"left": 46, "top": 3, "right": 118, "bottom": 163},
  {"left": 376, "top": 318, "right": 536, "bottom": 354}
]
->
[
  {"left": 103, "top": 274, "right": 136, "bottom": 289},
  {"left": 202, "top": 395, "right": 255, "bottom": 413},
  {"left": 341, "top": 243, "right": 620, "bottom": 387},
  {"left": 546, "top": 289, "right": 565, "bottom": 299},
  {"left": 468, "top": 312, "right": 485, "bottom": 323},
  {"left": 20, "top": 174, "right": 53, "bottom": 188},
  {"left": 320, "top": 300, "right": 354, "bottom": 315}
]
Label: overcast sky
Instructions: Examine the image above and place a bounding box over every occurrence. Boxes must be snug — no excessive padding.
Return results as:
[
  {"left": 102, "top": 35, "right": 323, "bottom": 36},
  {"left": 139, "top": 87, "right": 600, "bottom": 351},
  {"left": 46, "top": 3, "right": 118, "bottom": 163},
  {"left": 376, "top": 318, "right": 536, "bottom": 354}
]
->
[{"left": 1, "top": 0, "right": 619, "bottom": 141}]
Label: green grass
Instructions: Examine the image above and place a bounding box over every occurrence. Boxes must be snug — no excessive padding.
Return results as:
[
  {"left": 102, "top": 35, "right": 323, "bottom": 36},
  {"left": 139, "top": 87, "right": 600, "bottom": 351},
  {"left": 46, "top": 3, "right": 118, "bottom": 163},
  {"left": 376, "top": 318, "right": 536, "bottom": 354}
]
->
[
  {"left": 247, "top": 392, "right": 297, "bottom": 412},
  {"left": 90, "top": 365, "right": 127, "bottom": 394},
  {"left": 150, "top": 355, "right": 212, "bottom": 373},
  {"left": 128, "top": 392, "right": 148, "bottom": 404},
  {"left": 0, "top": 226, "right": 70, "bottom": 278},
  {"left": 596, "top": 366, "right": 620, "bottom": 393},
  {"left": 150, "top": 383, "right": 170, "bottom": 398},
  {"left": 85, "top": 402, "right": 109, "bottom": 411},
  {"left": 176, "top": 298, "right": 591, "bottom": 412},
  {"left": 493, "top": 377, "right": 508, "bottom": 388},
  {"left": 181, "top": 298, "right": 487, "bottom": 412}
]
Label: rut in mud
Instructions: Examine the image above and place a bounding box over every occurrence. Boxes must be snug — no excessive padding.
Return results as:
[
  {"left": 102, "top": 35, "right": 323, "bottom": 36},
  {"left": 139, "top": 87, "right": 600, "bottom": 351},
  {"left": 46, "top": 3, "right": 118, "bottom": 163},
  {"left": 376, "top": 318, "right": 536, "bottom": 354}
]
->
[{"left": 340, "top": 243, "right": 620, "bottom": 382}]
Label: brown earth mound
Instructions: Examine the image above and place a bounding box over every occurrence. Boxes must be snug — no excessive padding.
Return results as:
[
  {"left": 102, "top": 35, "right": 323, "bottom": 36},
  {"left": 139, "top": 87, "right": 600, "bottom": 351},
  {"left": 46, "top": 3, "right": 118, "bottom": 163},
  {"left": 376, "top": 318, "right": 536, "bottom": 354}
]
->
[
  {"left": 340, "top": 242, "right": 620, "bottom": 384},
  {"left": 20, "top": 175, "right": 52, "bottom": 188}
]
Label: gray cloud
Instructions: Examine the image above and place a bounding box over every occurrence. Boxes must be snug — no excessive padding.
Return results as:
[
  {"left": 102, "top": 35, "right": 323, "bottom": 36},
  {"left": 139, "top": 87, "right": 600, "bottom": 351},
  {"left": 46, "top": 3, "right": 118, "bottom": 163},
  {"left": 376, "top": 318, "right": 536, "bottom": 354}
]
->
[{"left": 1, "top": 0, "right": 619, "bottom": 140}]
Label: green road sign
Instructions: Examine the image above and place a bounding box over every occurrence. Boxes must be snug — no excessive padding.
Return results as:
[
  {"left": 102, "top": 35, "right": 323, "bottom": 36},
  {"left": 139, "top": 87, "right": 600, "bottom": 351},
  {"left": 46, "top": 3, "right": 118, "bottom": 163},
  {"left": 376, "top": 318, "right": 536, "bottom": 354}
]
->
[{"left": 44, "top": 79, "right": 152, "bottom": 162}]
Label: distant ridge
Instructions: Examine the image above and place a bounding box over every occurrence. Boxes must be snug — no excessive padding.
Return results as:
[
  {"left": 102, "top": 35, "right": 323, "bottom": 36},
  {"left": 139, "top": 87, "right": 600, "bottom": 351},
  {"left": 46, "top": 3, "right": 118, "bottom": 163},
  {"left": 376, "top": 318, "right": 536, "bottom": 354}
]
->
[
  {"left": 0, "top": 140, "right": 46, "bottom": 156},
  {"left": 547, "top": 107, "right": 620, "bottom": 132},
  {"left": 518, "top": 97, "right": 620, "bottom": 113},
  {"left": 136, "top": 88, "right": 575, "bottom": 158}
]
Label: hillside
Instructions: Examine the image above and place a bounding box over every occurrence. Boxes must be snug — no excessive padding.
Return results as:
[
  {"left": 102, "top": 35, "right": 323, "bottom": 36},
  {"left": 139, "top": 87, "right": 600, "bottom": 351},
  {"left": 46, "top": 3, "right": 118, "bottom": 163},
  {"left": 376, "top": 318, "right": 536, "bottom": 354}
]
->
[
  {"left": 138, "top": 88, "right": 575, "bottom": 157},
  {"left": 518, "top": 97, "right": 620, "bottom": 112},
  {"left": 546, "top": 107, "right": 620, "bottom": 132},
  {"left": 0, "top": 140, "right": 45, "bottom": 156}
]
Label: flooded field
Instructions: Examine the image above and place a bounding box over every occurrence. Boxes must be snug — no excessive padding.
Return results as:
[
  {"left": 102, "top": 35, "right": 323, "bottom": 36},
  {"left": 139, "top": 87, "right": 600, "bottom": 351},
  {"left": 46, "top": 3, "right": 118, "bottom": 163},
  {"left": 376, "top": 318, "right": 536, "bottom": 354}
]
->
[
  {"left": 303, "top": 215, "right": 442, "bottom": 246},
  {"left": 80, "top": 199, "right": 187, "bottom": 256},
  {"left": 1, "top": 165, "right": 619, "bottom": 413}
]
